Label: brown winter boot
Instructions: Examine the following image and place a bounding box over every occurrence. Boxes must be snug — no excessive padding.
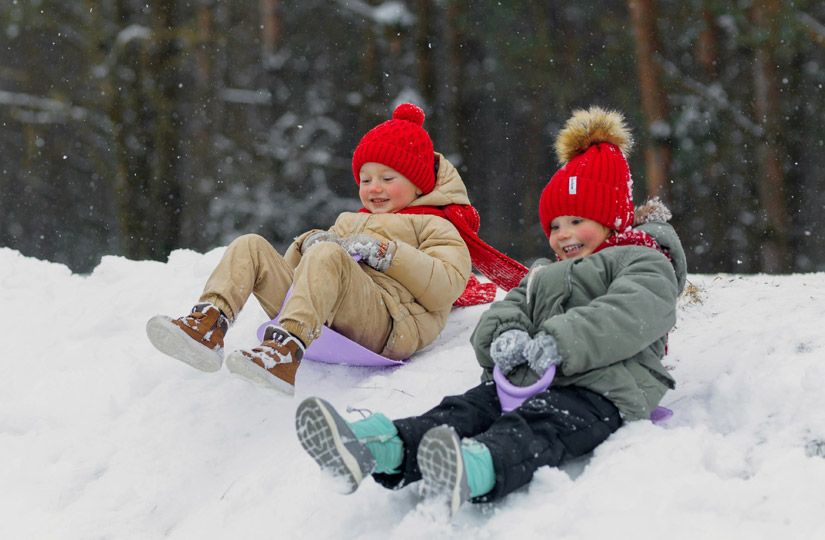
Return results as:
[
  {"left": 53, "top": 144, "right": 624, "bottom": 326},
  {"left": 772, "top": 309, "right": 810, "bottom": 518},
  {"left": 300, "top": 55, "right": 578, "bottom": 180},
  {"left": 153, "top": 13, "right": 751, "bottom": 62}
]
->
[
  {"left": 146, "top": 303, "right": 229, "bottom": 372},
  {"left": 225, "top": 325, "right": 305, "bottom": 395}
]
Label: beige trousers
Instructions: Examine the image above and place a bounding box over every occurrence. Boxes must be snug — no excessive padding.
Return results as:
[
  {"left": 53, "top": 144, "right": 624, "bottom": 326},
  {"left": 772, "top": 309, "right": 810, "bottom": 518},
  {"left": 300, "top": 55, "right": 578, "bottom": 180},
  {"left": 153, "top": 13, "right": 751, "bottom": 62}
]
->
[{"left": 200, "top": 234, "right": 392, "bottom": 353}]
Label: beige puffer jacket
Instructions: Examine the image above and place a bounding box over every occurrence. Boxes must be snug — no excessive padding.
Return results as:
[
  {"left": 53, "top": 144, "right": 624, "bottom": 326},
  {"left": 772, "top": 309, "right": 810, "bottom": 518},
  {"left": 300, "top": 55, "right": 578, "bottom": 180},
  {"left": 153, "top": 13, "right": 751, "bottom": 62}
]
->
[{"left": 284, "top": 154, "right": 472, "bottom": 359}]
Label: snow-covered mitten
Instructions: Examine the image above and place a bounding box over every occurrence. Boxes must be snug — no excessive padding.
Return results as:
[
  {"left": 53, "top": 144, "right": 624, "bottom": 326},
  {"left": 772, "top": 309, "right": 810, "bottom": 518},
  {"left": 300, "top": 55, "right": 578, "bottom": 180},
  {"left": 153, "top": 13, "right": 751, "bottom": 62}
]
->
[
  {"left": 342, "top": 234, "right": 396, "bottom": 272},
  {"left": 522, "top": 332, "right": 561, "bottom": 375},
  {"left": 490, "top": 329, "right": 530, "bottom": 374},
  {"left": 302, "top": 230, "right": 343, "bottom": 253}
]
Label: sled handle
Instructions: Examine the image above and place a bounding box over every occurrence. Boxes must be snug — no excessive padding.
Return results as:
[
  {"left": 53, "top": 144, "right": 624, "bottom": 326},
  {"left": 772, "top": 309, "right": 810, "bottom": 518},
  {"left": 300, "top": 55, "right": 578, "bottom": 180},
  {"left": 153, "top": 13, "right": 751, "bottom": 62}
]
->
[{"left": 493, "top": 364, "right": 556, "bottom": 412}]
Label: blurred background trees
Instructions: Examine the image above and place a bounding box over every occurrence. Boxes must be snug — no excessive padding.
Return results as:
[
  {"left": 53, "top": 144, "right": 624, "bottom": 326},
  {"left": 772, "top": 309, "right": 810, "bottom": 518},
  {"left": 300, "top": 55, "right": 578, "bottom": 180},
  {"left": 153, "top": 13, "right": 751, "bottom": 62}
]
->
[{"left": 1, "top": 0, "right": 824, "bottom": 274}]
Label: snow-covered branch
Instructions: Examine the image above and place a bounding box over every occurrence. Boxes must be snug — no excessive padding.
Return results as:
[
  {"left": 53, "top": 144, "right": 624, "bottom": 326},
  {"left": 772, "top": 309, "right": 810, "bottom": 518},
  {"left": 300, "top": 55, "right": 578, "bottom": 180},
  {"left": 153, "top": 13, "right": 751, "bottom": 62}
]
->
[
  {"left": 657, "top": 56, "right": 763, "bottom": 137},
  {"left": 220, "top": 88, "right": 272, "bottom": 105},
  {"left": 0, "top": 89, "right": 112, "bottom": 132},
  {"left": 335, "top": 0, "right": 415, "bottom": 26},
  {"left": 115, "top": 24, "right": 152, "bottom": 47},
  {"left": 798, "top": 12, "right": 825, "bottom": 47}
]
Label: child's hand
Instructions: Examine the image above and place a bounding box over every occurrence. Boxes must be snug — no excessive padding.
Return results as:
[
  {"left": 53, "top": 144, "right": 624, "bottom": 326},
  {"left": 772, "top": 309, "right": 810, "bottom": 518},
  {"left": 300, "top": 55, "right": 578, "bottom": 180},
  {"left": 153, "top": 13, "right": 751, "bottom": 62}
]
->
[
  {"left": 490, "top": 329, "right": 530, "bottom": 374},
  {"left": 342, "top": 234, "right": 396, "bottom": 272},
  {"left": 302, "top": 231, "right": 342, "bottom": 253},
  {"left": 523, "top": 332, "right": 561, "bottom": 375}
]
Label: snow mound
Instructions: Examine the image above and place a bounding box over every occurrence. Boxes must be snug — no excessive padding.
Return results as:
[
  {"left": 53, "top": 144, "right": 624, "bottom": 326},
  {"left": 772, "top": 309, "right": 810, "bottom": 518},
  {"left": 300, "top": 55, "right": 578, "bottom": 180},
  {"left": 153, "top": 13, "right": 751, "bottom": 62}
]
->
[{"left": 1, "top": 247, "right": 824, "bottom": 539}]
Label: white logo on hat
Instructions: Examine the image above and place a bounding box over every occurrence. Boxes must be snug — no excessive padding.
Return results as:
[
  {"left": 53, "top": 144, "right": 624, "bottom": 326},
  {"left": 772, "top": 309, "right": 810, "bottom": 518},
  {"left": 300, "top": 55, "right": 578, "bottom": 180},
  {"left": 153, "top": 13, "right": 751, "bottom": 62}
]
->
[{"left": 568, "top": 176, "right": 577, "bottom": 195}]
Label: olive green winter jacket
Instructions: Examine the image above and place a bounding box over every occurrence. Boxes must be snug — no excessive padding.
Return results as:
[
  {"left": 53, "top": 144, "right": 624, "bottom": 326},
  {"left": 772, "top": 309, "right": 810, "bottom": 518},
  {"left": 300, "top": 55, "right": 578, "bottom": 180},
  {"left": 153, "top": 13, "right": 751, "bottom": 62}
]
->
[{"left": 470, "top": 209, "right": 687, "bottom": 421}]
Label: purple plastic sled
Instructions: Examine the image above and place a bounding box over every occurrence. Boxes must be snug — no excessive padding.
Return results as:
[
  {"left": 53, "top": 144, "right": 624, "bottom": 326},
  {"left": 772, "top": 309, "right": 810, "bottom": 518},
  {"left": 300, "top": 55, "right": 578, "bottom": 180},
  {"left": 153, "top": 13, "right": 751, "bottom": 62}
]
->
[
  {"left": 256, "top": 320, "right": 404, "bottom": 367},
  {"left": 493, "top": 364, "right": 673, "bottom": 424},
  {"left": 649, "top": 405, "right": 673, "bottom": 424},
  {"left": 256, "top": 284, "right": 405, "bottom": 367}
]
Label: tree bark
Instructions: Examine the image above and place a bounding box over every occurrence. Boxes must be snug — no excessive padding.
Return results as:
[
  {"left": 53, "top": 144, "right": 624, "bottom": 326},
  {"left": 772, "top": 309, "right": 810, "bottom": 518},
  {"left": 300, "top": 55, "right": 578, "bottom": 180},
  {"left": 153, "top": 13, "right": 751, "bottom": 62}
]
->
[
  {"left": 697, "top": 5, "right": 719, "bottom": 79},
  {"left": 148, "top": 0, "right": 184, "bottom": 259},
  {"left": 440, "top": 1, "right": 463, "bottom": 156},
  {"left": 693, "top": 3, "right": 727, "bottom": 271},
  {"left": 110, "top": 0, "right": 154, "bottom": 260},
  {"left": 415, "top": 0, "right": 436, "bottom": 106},
  {"left": 108, "top": 0, "right": 185, "bottom": 260},
  {"left": 521, "top": 3, "right": 552, "bottom": 238},
  {"left": 751, "top": 0, "right": 791, "bottom": 272},
  {"left": 195, "top": 2, "right": 214, "bottom": 87},
  {"left": 627, "top": 0, "right": 671, "bottom": 201},
  {"left": 260, "top": 0, "right": 281, "bottom": 61}
]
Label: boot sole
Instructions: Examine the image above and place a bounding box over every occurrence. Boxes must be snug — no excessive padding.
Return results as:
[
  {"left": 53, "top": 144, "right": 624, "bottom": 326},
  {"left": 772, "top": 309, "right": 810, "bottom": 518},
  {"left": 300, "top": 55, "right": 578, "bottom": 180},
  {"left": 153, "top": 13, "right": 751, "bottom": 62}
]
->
[
  {"left": 295, "top": 397, "right": 375, "bottom": 494},
  {"left": 146, "top": 316, "right": 222, "bottom": 373},
  {"left": 417, "top": 426, "right": 470, "bottom": 516},
  {"left": 225, "top": 350, "right": 295, "bottom": 396}
]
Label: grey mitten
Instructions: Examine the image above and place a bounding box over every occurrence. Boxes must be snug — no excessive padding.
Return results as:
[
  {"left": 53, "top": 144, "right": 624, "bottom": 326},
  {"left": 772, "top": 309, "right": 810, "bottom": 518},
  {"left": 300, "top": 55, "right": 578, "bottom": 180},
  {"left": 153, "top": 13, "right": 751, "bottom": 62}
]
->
[
  {"left": 342, "top": 234, "right": 396, "bottom": 272},
  {"left": 302, "top": 231, "right": 342, "bottom": 253},
  {"left": 522, "top": 332, "right": 562, "bottom": 375},
  {"left": 490, "top": 329, "right": 530, "bottom": 374}
]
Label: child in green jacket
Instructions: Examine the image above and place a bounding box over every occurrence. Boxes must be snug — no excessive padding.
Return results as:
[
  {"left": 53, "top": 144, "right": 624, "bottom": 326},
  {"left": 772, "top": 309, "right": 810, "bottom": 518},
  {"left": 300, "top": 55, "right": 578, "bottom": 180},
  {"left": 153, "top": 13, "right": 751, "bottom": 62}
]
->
[{"left": 294, "top": 107, "right": 687, "bottom": 514}]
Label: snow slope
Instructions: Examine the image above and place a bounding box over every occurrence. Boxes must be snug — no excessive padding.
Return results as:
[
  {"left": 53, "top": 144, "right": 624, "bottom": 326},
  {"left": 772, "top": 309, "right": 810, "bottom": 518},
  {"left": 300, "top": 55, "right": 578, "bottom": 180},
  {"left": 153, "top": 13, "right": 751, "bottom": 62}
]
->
[{"left": 1, "top": 246, "right": 824, "bottom": 539}]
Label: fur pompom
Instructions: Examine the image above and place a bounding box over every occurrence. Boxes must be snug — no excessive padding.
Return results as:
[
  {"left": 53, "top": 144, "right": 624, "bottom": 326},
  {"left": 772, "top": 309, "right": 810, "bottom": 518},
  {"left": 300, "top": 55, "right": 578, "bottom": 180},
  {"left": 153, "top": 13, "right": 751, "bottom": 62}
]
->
[
  {"left": 555, "top": 106, "right": 634, "bottom": 164},
  {"left": 634, "top": 197, "right": 672, "bottom": 225}
]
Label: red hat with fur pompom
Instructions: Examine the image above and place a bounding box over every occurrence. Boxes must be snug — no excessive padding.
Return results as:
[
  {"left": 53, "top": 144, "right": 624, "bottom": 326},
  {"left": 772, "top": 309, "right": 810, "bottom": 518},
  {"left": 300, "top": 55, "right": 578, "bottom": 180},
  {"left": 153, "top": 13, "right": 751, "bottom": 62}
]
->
[{"left": 539, "top": 107, "right": 635, "bottom": 236}]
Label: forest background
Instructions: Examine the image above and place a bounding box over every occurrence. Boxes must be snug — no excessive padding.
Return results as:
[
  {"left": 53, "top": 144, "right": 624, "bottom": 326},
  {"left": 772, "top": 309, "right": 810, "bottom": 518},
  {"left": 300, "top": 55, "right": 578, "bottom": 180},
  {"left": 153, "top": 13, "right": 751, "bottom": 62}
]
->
[{"left": 2, "top": 0, "right": 824, "bottom": 275}]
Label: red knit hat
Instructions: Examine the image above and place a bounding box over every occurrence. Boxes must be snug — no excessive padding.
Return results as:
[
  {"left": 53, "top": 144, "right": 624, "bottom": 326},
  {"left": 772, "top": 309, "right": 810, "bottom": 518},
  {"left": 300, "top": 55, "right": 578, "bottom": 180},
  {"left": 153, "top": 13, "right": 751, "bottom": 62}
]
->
[
  {"left": 539, "top": 107, "right": 635, "bottom": 237},
  {"left": 352, "top": 103, "right": 435, "bottom": 194}
]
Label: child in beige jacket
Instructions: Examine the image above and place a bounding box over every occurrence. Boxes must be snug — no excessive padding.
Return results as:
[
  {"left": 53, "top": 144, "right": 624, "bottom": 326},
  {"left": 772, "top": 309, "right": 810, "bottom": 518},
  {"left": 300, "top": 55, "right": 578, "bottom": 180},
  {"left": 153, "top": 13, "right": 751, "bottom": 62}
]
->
[{"left": 146, "top": 103, "right": 526, "bottom": 395}]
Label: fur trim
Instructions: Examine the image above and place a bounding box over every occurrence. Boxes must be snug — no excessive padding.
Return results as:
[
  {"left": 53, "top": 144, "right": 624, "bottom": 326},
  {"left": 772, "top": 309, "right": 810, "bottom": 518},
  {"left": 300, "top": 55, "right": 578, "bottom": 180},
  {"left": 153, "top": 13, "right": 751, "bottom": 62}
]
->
[
  {"left": 634, "top": 197, "right": 672, "bottom": 225},
  {"left": 555, "top": 106, "right": 633, "bottom": 164},
  {"left": 524, "top": 259, "right": 550, "bottom": 304}
]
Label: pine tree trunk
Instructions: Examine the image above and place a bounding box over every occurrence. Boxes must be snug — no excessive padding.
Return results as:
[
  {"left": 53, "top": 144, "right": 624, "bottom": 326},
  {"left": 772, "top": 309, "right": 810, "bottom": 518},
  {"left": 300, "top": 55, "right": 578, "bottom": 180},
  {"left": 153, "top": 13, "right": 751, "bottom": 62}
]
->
[
  {"left": 441, "top": 1, "right": 464, "bottom": 156},
  {"left": 695, "top": 2, "right": 727, "bottom": 270},
  {"left": 627, "top": 0, "right": 671, "bottom": 201},
  {"left": 110, "top": 0, "right": 154, "bottom": 260},
  {"left": 751, "top": 0, "right": 791, "bottom": 272},
  {"left": 415, "top": 0, "right": 436, "bottom": 107},
  {"left": 109, "top": 0, "right": 185, "bottom": 260},
  {"left": 260, "top": 0, "right": 281, "bottom": 61},
  {"left": 521, "top": 3, "right": 552, "bottom": 238},
  {"left": 185, "top": 1, "right": 218, "bottom": 251},
  {"left": 149, "top": 0, "right": 184, "bottom": 259},
  {"left": 697, "top": 6, "right": 719, "bottom": 78}
]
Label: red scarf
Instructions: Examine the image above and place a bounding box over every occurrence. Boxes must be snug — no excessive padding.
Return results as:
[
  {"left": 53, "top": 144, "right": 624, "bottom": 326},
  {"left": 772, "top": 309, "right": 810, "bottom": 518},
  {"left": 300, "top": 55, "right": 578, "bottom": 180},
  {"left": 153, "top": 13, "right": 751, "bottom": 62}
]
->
[
  {"left": 592, "top": 228, "right": 669, "bottom": 258},
  {"left": 359, "top": 205, "right": 528, "bottom": 306}
]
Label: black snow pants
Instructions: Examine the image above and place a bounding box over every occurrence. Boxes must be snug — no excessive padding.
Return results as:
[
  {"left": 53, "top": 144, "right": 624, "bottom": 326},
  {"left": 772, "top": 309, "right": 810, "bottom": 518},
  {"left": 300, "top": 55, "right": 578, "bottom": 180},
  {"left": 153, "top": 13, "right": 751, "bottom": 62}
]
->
[{"left": 372, "top": 380, "right": 622, "bottom": 502}]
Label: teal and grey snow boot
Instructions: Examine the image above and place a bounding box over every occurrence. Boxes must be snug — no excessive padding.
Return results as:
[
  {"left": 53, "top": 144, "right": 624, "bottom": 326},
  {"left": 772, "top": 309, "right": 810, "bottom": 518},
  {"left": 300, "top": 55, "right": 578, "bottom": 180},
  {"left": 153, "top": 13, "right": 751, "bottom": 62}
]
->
[
  {"left": 348, "top": 410, "right": 403, "bottom": 475},
  {"left": 295, "top": 397, "right": 387, "bottom": 493},
  {"left": 417, "top": 426, "right": 495, "bottom": 515}
]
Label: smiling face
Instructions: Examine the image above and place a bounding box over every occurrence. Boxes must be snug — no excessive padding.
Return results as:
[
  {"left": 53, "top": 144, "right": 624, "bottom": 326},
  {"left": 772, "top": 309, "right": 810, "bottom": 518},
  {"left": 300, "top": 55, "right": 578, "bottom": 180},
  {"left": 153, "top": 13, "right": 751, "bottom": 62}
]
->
[
  {"left": 358, "top": 162, "right": 422, "bottom": 214},
  {"left": 548, "top": 215, "right": 612, "bottom": 260}
]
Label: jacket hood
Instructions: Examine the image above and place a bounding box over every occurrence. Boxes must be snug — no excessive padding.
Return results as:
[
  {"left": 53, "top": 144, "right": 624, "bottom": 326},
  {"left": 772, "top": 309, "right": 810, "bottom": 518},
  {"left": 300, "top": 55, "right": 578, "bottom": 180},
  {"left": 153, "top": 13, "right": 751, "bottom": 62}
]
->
[
  {"left": 634, "top": 198, "right": 688, "bottom": 293},
  {"left": 409, "top": 153, "right": 471, "bottom": 208}
]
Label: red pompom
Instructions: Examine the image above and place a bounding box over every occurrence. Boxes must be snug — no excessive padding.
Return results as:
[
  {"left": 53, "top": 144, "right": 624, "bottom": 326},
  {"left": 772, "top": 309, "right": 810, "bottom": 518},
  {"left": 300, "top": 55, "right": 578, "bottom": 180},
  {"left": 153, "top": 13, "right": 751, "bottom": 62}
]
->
[{"left": 392, "top": 103, "right": 425, "bottom": 126}]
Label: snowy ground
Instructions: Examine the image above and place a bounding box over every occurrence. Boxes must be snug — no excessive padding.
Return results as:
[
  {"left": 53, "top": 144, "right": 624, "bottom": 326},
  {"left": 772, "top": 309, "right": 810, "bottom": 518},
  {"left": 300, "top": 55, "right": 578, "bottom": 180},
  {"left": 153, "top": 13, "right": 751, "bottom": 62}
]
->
[{"left": 2, "top": 246, "right": 824, "bottom": 539}]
